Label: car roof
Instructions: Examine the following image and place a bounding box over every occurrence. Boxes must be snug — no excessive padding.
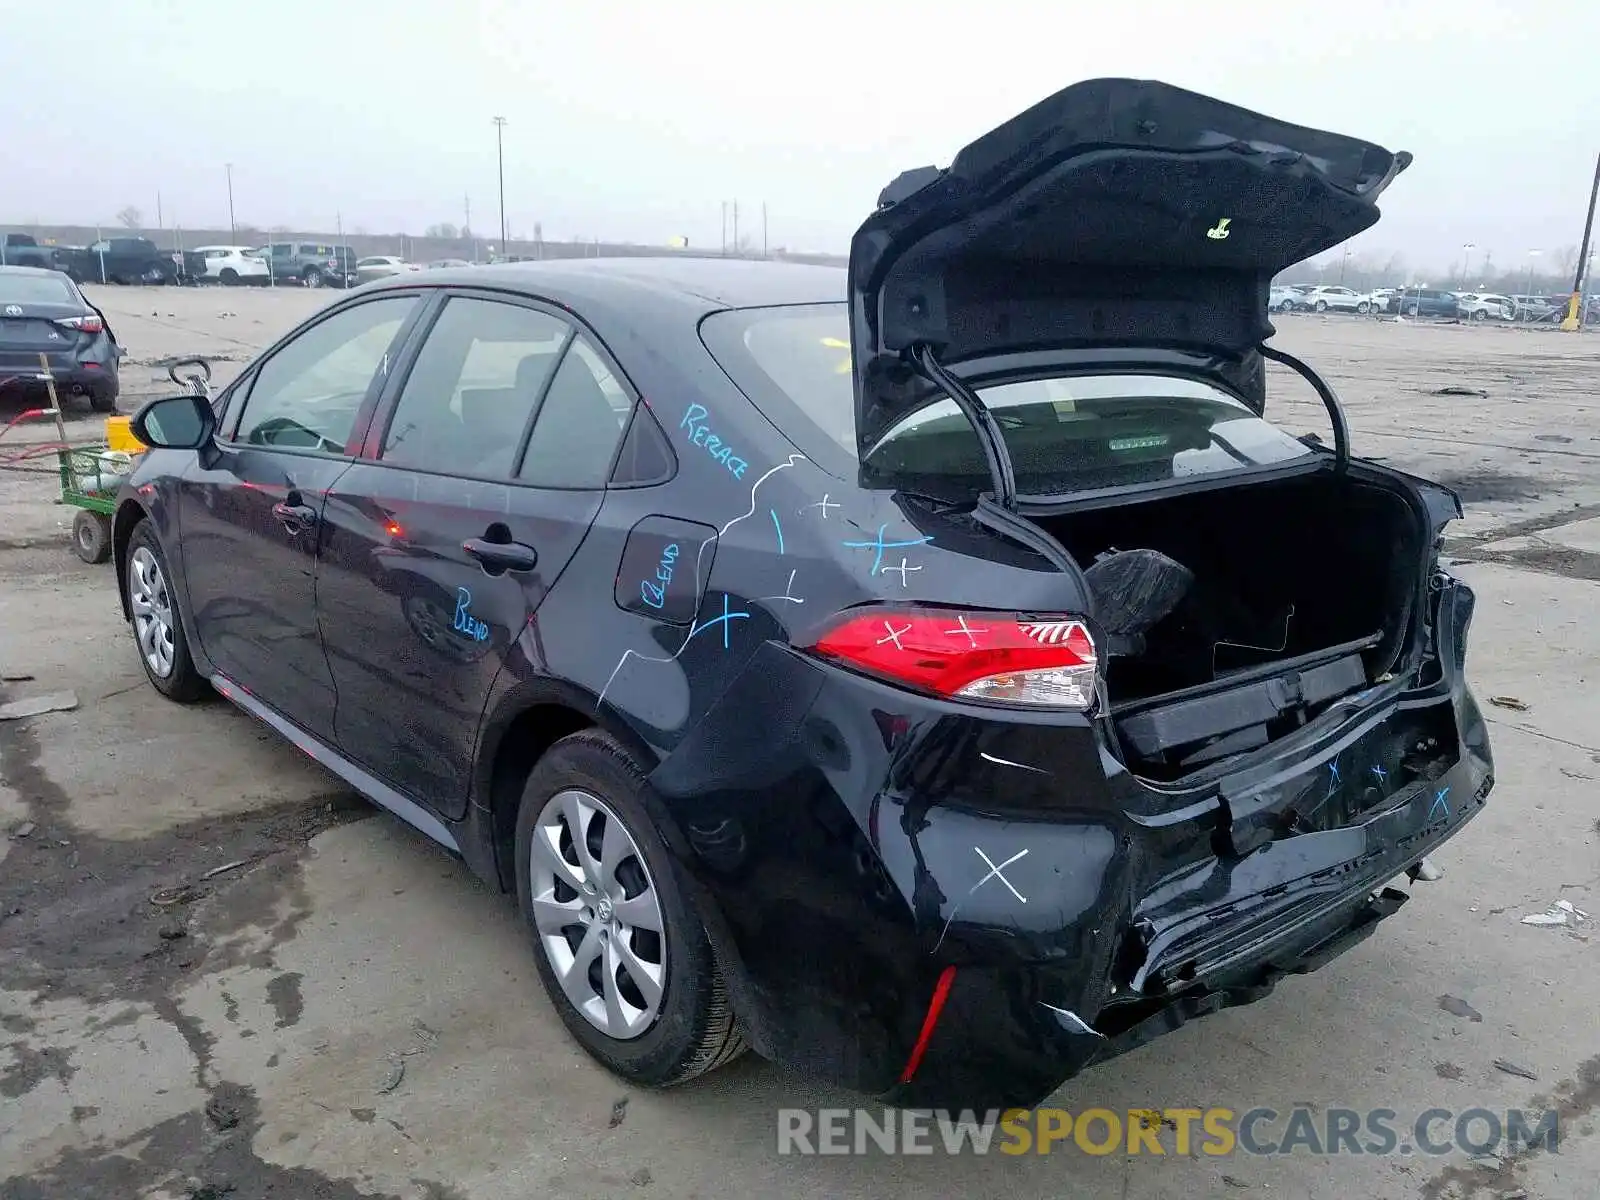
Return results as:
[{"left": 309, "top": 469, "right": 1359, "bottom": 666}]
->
[
  {"left": 366, "top": 256, "right": 847, "bottom": 316},
  {"left": 0, "top": 264, "right": 74, "bottom": 279}
]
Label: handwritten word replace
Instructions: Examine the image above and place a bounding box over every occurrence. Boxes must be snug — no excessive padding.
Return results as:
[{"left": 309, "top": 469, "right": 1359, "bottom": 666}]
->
[{"left": 680, "top": 403, "right": 748, "bottom": 479}]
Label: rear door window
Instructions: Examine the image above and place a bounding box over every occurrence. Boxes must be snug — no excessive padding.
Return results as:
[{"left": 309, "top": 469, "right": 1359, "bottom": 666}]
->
[
  {"left": 380, "top": 296, "right": 569, "bottom": 479},
  {"left": 231, "top": 296, "right": 417, "bottom": 453}
]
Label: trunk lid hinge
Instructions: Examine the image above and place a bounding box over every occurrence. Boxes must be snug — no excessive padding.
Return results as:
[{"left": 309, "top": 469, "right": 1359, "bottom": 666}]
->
[
  {"left": 908, "top": 343, "right": 1018, "bottom": 510},
  {"left": 1257, "top": 343, "right": 1351, "bottom": 475}
]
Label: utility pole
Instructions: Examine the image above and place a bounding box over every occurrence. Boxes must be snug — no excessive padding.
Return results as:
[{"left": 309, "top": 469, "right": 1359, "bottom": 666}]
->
[
  {"left": 464, "top": 193, "right": 471, "bottom": 237},
  {"left": 493, "top": 117, "right": 508, "bottom": 251},
  {"left": 156, "top": 191, "right": 163, "bottom": 231},
  {"left": 762, "top": 202, "right": 768, "bottom": 258},
  {"left": 1561, "top": 151, "right": 1600, "bottom": 331},
  {"left": 1461, "top": 242, "right": 1475, "bottom": 288},
  {"left": 721, "top": 202, "right": 727, "bottom": 256},
  {"left": 225, "top": 163, "right": 236, "bottom": 241},
  {"left": 732, "top": 201, "right": 739, "bottom": 256}
]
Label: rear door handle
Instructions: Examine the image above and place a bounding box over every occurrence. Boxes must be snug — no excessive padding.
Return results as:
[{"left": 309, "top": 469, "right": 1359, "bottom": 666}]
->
[
  {"left": 463, "top": 537, "right": 538, "bottom": 574},
  {"left": 272, "top": 501, "right": 318, "bottom": 531}
]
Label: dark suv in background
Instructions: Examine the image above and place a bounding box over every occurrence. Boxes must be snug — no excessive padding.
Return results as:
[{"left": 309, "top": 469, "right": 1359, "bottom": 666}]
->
[
  {"left": 257, "top": 242, "right": 359, "bottom": 288},
  {"left": 1385, "top": 288, "right": 1459, "bottom": 318}
]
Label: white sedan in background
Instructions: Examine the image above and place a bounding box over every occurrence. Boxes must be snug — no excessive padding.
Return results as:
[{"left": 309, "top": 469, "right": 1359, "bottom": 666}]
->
[
  {"left": 193, "top": 245, "right": 270, "bottom": 286},
  {"left": 1298, "top": 285, "right": 1375, "bottom": 313},
  {"left": 354, "top": 255, "right": 421, "bottom": 285}
]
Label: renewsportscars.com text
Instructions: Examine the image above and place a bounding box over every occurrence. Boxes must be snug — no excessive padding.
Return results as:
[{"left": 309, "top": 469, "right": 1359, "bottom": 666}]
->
[{"left": 776, "top": 1106, "right": 1560, "bottom": 1157}]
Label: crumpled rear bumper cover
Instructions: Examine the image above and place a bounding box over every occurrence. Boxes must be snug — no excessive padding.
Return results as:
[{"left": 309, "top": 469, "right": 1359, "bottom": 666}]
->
[{"left": 882, "top": 748, "right": 1491, "bottom": 1111}]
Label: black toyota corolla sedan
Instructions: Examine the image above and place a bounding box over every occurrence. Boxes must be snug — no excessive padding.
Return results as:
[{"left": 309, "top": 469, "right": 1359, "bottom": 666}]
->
[{"left": 112, "top": 78, "right": 1492, "bottom": 1109}]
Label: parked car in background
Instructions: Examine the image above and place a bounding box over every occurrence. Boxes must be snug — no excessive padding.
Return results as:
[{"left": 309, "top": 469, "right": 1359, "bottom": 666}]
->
[
  {"left": 1387, "top": 288, "right": 1459, "bottom": 318},
  {"left": 255, "top": 242, "right": 359, "bottom": 288},
  {"left": 80, "top": 237, "right": 178, "bottom": 286},
  {"left": 1299, "top": 285, "right": 1374, "bottom": 313},
  {"left": 0, "top": 265, "right": 121, "bottom": 410},
  {"left": 1369, "top": 288, "right": 1398, "bottom": 309},
  {"left": 1508, "top": 295, "right": 1563, "bottom": 323},
  {"left": 426, "top": 258, "right": 472, "bottom": 270},
  {"left": 192, "top": 246, "right": 270, "bottom": 286},
  {"left": 354, "top": 256, "right": 420, "bottom": 285},
  {"left": 1456, "top": 293, "right": 1515, "bottom": 322},
  {"left": 2, "top": 233, "right": 82, "bottom": 277},
  {"left": 1268, "top": 284, "right": 1302, "bottom": 312},
  {"left": 112, "top": 79, "right": 1491, "bottom": 1111}
]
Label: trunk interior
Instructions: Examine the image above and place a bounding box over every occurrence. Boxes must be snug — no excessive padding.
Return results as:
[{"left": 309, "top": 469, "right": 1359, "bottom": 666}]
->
[{"left": 1028, "top": 470, "right": 1426, "bottom": 780}]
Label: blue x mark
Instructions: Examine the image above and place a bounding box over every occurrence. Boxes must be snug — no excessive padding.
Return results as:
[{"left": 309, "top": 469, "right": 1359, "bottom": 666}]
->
[
  {"left": 1429, "top": 786, "right": 1451, "bottom": 821},
  {"left": 687, "top": 593, "right": 751, "bottom": 650},
  {"left": 1371, "top": 764, "right": 1388, "bottom": 782},
  {"left": 842, "top": 524, "right": 934, "bottom": 575}
]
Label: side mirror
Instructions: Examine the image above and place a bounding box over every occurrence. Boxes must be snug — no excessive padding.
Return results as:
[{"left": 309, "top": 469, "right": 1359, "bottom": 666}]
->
[{"left": 131, "top": 392, "right": 216, "bottom": 450}]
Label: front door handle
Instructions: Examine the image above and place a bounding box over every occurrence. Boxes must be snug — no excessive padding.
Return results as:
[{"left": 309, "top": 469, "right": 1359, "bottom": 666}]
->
[
  {"left": 272, "top": 501, "right": 318, "bottom": 532},
  {"left": 463, "top": 537, "right": 538, "bottom": 574}
]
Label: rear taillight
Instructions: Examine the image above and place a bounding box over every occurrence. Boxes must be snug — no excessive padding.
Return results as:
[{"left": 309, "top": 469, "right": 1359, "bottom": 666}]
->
[
  {"left": 810, "top": 608, "right": 1098, "bottom": 710},
  {"left": 55, "top": 315, "right": 103, "bottom": 334}
]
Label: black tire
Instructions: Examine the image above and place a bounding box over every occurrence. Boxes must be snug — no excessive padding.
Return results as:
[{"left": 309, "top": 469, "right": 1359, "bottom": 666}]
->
[
  {"left": 1357, "top": 301, "right": 1371, "bottom": 314},
  {"left": 89, "top": 387, "right": 117, "bottom": 413},
  {"left": 302, "top": 266, "right": 324, "bottom": 288},
  {"left": 515, "top": 730, "right": 746, "bottom": 1087},
  {"left": 1471, "top": 309, "right": 1487, "bottom": 322},
  {"left": 1314, "top": 299, "right": 1329, "bottom": 312},
  {"left": 220, "top": 267, "right": 239, "bottom": 286},
  {"left": 124, "top": 521, "right": 208, "bottom": 702},
  {"left": 72, "top": 510, "right": 112, "bottom": 564}
]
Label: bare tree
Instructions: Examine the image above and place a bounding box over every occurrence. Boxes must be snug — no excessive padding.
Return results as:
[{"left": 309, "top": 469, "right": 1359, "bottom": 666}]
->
[
  {"left": 424, "top": 222, "right": 459, "bottom": 239},
  {"left": 115, "top": 206, "right": 143, "bottom": 229},
  {"left": 1554, "top": 244, "right": 1580, "bottom": 280}
]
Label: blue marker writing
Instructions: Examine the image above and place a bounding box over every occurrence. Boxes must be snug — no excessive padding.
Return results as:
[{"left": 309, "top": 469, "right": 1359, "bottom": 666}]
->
[
  {"left": 639, "top": 542, "right": 679, "bottom": 609},
  {"left": 680, "top": 403, "right": 749, "bottom": 479},
  {"left": 453, "top": 587, "right": 489, "bottom": 642}
]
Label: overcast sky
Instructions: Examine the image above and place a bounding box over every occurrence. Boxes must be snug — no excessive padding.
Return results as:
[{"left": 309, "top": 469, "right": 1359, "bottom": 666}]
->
[{"left": 3, "top": 0, "right": 1595, "bottom": 273}]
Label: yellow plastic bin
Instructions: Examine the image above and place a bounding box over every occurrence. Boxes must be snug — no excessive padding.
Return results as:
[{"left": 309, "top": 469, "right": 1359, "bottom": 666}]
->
[{"left": 104, "top": 415, "right": 146, "bottom": 454}]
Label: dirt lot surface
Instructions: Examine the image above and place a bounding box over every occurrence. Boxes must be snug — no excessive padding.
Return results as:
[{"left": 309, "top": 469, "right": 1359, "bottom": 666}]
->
[{"left": 3, "top": 285, "right": 1598, "bottom": 1199}]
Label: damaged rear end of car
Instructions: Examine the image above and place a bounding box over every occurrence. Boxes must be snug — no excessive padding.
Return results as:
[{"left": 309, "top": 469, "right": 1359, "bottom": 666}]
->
[{"left": 804, "top": 77, "right": 1492, "bottom": 1107}]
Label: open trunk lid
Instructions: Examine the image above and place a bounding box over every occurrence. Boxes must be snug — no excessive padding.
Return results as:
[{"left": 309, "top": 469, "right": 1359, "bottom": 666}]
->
[{"left": 847, "top": 77, "right": 1411, "bottom": 460}]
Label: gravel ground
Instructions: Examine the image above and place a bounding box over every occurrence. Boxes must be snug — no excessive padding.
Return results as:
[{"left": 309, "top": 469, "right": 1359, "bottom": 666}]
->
[{"left": 2, "top": 284, "right": 1598, "bottom": 1199}]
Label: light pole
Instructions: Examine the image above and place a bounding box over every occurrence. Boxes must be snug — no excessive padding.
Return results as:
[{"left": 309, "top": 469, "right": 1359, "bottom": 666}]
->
[
  {"left": 1461, "top": 242, "right": 1475, "bottom": 289},
  {"left": 1522, "top": 249, "right": 1541, "bottom": 322},
  {"left": 225, "top": 162, "right": 236, "bottom": 241},
  {"left": 492, "top": 117, "right": 508, "bottom": 252}
]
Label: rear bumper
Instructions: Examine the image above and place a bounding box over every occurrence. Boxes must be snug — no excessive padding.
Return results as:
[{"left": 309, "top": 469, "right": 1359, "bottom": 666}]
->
[
  {"left": 648, "top": 578, "right": 1491, "bottom": 1108},
  {"left": 0, "top": 355, "right": 118, "bottom": 398}
]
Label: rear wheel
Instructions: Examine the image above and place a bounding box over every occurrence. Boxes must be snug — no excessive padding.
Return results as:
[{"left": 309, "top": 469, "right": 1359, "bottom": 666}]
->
[
  {"left": 220, "top": 267, "right": 239, "bottom": 286},
  {"left": 302, "top": 266, "right": 324, "bottom": 288},
  {"left": 88, "top": 387, "right": 116, "bottom": 413},
  {"left": 515, "top": 730, "right": 746, "bottom": 1087},
  {"left": 125, "top": 523, "right": 208, "bottom": 701},
  {"left": 1314, "top": 299, "right": 1329, "bottom": 312}
]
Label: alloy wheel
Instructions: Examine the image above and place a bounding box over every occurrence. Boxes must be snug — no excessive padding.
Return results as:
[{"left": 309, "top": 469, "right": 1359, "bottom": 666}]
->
[
  {"left": 129, "top": 545, "right": 176, "bottom": 677},
  {"left": 528, "top": 788, "right": 667, "bottom": 1040}
]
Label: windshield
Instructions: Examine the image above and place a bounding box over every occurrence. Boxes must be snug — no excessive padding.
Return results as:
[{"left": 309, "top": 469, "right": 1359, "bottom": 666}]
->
[
  {"left": 701, "top": 304, "right": 1315, "bottom": 499},
  {"left": 0, "top": 272, "right": 77, "bottom": 305}
]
